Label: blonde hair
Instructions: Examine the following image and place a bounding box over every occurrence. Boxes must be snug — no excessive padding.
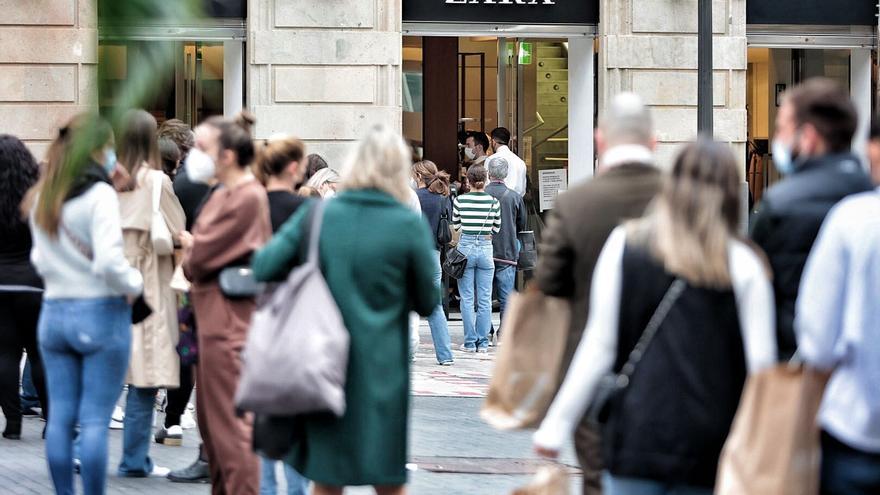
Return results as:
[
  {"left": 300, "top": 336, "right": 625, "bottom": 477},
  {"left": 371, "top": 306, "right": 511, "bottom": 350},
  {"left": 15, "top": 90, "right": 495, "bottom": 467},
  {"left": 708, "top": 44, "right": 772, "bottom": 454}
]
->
[
  {"left": 627, "top": 140, "right": 742, "bottom": 288},
  {"left": 306, "top": 167, "right": 340, "bottom": 190},
  {"left": 340, "top": 126, "right": 412, "bottom": 204}
]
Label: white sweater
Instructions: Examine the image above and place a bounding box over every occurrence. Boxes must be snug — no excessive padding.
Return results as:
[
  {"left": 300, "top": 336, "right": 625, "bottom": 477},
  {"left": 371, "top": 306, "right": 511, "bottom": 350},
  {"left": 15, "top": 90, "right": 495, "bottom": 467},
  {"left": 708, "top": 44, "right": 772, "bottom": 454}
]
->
[
  {"left": 534, "top": 226, "right": 777, "bottom": 451},
  {"left": 30, "top": 182, "right": 143, "bottom": 299}
]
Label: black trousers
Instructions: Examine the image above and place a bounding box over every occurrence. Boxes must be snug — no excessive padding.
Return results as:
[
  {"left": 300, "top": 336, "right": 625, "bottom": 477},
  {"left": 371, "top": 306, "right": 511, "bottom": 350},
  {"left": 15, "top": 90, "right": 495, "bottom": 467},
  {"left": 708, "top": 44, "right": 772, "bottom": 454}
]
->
[
  {"left": 164, "top": 362, "right": 195, "bottom": 428},
  {"left": 0, "top": 291, "right": 48, "bottom": 425}
]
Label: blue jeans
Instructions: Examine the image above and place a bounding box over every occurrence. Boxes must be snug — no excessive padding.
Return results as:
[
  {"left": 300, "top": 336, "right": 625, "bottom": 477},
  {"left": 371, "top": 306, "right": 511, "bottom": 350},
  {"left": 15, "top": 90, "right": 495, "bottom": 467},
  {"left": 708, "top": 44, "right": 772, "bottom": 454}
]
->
[
  {"left": 39, "top": 297, "right": 131, "bottom": 495},
  {"left": 118, "top": 386, "right": 157, "bottom": 476},
  {"left": 458, "top": 235, "right": 494, "bottom": 350},
  {"left": 493, "top": 264, "right": 516, "bottom": 327},
  {"left": 603, "top": 472, "right": 712, "bottom": 495},
  {"left": 260, "top": 457, "right": 309, "bottom": 495},
  {"left": 21, "top": 358, "right": 40, "bottom": 409},
  {"left": 427, "top": 251, "right": 453, "bottom": 363},
  {"left": 821, "top": 430, "right": 880, "bottom": 494}
]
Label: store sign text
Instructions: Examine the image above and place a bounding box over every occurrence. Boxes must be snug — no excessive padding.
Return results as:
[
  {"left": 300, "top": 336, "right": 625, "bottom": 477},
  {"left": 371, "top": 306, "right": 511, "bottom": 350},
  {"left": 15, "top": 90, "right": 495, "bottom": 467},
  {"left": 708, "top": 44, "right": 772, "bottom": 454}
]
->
[{"left": 445, "top": 0, "right": 557, "bottom": 4}]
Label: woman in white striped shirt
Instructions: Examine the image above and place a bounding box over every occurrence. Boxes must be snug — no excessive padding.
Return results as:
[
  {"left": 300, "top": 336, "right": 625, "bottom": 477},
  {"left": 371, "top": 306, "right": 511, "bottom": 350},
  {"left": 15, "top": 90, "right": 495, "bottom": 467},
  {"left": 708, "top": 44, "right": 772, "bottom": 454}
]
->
[{"left": 452, "top": 165, "right": 501, "bottom": 352}]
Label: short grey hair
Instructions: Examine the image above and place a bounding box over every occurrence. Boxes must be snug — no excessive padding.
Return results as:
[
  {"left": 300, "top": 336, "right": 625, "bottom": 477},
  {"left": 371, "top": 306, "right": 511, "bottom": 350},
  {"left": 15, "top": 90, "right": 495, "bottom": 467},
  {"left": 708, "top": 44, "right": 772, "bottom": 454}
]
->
[
  {"left": 600, "top": 92, "right": 654, "bottom": 147},
  {"left": 487, "top": 157, "right": 509, "bottom": 180}
]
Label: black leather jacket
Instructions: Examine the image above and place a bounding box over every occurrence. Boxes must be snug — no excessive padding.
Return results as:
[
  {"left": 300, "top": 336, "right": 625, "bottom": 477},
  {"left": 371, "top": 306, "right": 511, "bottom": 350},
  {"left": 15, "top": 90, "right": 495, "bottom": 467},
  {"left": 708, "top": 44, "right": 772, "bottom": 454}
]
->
[{"left": 750, "top": 152, "right": 872, "bottom": 359}]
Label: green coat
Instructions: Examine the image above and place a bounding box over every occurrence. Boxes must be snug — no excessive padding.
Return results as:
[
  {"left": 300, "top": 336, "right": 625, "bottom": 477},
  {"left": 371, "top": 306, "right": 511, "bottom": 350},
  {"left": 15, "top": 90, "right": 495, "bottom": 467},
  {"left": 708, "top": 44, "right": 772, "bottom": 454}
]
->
[{"left": 251, "top": 189, "right": 438, "bottom": 486}]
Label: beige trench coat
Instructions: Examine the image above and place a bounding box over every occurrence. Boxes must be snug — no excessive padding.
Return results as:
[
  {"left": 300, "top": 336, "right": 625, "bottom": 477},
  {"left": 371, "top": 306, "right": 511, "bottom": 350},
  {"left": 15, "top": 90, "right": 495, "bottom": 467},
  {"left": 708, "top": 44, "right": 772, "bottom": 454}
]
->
[{"left": 118, "top": 168, "right": 186, "bottom": 389}]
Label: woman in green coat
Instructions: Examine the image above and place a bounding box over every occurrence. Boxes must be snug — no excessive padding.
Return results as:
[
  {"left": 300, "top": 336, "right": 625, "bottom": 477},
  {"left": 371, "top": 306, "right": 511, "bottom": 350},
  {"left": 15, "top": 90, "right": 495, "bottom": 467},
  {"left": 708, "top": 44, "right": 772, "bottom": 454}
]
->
[{"left": 252, "top": 126, "right": 438, "bottom": 495}]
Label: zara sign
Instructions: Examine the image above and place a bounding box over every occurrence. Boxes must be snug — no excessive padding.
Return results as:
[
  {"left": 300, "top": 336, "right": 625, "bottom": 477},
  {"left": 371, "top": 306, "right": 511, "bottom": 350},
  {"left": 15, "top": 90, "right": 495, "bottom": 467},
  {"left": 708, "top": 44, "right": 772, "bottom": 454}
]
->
[{"left": 403, "top": 0, "right": 598, "bottom": 25}]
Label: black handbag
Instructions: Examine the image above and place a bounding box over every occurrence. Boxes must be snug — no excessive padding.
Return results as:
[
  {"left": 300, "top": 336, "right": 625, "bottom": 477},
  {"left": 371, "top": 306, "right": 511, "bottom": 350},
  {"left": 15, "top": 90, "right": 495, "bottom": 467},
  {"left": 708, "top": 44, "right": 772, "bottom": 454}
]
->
[
  {"left": 442, "top": 247, "right": 468, "bottom": 280},
  {"left": 436, "top": 198, "right": 453, "bottom": 248},
  {"left": 517, "top": 231, "right": 537, "bottom": 271},
  {"left": 219, "top": 266, "right": 265, "bottom": 298},
  {"left": 585, "top": 278, "right": 686, "bottom": 425}
]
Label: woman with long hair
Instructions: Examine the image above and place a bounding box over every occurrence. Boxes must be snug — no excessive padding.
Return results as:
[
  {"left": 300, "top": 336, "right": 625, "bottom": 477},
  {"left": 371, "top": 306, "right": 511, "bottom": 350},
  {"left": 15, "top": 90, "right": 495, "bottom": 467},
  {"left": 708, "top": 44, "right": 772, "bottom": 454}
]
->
[
  {"left": 533, "top": 141, "right": 777, "bottom": 494},
  {"left": 26, "top": 114, "right": 144, "bottom": 494},
  {"left": 412, "top": 160, "right": 454, "bottom": 365},
  {"left": 0, "top": 135, "right": 49, "bottom": 439},
  {"left": 180, "top": 112, "right": 270, "bottom": 494},
  {"left": 253, "top": 126, "right": 438, "bottom": 495},
  {"left": 452, "top": 165, "right": 501, "bottom": 352},
  {"left": 114, "top": 109, "right": 185, "bottom": 477}
]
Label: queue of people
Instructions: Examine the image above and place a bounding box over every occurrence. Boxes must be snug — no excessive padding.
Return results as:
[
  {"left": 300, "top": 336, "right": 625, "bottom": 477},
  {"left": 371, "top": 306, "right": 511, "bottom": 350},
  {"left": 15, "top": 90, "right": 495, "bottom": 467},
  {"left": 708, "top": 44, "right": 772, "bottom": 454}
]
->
[{"left": 3, "top": 75, "right": 879, "bottom": 495}]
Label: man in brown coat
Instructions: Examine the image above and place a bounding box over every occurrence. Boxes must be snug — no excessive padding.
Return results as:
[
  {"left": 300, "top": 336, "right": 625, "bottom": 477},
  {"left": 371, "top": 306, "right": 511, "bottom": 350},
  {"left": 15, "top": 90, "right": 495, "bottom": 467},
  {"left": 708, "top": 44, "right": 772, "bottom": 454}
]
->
[{"left": 536, "top": 93, "right": 663, "bottom": 494}]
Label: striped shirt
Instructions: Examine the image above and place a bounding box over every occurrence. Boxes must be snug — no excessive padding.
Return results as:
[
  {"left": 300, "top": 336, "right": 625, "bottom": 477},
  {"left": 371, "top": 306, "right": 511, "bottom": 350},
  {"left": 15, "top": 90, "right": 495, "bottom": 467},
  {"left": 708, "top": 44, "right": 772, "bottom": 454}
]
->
[{"left": 453, "top": 192, "right": 502, "bottom": 236}]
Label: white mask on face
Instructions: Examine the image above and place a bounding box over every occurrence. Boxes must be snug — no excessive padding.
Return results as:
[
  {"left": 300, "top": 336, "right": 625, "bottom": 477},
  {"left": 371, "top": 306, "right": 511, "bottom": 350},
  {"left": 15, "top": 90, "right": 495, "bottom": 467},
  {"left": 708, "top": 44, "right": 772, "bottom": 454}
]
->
[
  {"left": 464, "top": 147, "right": 476, "bottom": 160},
  {"left": 322, "top": 188, "right": 336, "bottom": 199},
  {"left": 185, "top": 147, "right": 216, "bottom": 184}
]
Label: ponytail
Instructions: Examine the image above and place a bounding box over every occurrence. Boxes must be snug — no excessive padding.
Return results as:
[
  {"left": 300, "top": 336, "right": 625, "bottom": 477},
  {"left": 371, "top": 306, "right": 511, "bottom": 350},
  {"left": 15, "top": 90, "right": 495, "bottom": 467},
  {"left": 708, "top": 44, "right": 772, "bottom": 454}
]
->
[{"left": 413, "top": 160, "right": 450, "bottom": 197}]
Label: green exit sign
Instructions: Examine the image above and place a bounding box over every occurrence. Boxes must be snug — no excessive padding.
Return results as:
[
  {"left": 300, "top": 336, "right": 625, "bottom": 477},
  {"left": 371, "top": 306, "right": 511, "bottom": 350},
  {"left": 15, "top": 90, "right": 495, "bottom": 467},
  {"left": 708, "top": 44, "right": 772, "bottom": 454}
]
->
[{"left": 518, "top": 42, "right": 533, "bottom": 65}]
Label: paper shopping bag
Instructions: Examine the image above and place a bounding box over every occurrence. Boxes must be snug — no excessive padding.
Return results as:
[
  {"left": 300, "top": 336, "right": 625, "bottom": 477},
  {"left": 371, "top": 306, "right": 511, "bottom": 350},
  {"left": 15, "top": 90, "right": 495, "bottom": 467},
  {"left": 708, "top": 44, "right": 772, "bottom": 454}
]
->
[
  {"left": 482, "top": 289, "right": 569, "bottom": 430},
  {"left": 715, "top": 365, "right": 831, "bottom": 495}
]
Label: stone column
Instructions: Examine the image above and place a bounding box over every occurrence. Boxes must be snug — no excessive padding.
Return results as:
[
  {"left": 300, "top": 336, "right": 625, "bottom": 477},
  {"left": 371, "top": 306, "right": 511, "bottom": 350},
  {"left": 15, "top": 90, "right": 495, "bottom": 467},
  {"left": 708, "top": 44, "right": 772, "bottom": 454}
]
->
[
  {"left": 599, "top": 0, "right": 747, "bottom": 169},
  {"left": 248, "top": 0, "right": 402, "bottom": 169},
  {"left": 0, "top": 0, "right": 98, "bottom": 159}
]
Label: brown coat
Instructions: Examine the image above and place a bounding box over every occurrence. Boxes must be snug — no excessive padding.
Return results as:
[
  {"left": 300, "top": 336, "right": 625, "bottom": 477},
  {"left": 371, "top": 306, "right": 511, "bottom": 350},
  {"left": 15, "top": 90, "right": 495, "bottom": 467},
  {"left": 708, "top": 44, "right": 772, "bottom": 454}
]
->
[
  {"left": 118, "top": 168, "right": 186, "bottom": 388},
  {"left": 536, "top": 162, "right": 662, "bottom": 378}
]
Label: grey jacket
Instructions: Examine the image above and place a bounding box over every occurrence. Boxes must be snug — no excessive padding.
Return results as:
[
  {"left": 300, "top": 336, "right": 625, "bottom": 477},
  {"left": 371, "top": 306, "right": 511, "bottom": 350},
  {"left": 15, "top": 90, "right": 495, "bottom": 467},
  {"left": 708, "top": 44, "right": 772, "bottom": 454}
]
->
[{"left": 486, "top": 181, "right": 527, "bottom": 267}]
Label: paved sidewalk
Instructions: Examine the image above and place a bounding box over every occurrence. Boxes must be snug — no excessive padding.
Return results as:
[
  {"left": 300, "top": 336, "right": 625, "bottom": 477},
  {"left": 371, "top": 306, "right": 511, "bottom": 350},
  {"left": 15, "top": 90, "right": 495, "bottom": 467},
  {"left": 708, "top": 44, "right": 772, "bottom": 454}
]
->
[{"left": 1, "top": 316, "right": 582, "bottom": 494}]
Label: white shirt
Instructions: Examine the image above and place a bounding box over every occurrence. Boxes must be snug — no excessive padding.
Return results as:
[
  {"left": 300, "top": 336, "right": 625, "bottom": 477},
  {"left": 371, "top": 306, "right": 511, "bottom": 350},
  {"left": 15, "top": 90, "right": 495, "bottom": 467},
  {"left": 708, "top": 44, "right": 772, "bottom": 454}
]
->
[
  {"left": 30, "top": 182, "right": 143, "bottom": 299},
  {"left": 533, "top": 227, "right": 777, "bottom": 451},
  {"left": 796, "top": 190, "right": 880, "bottom": 453},
  {"left": 488, "top": 145, "right": 527, "bottom": 196}
]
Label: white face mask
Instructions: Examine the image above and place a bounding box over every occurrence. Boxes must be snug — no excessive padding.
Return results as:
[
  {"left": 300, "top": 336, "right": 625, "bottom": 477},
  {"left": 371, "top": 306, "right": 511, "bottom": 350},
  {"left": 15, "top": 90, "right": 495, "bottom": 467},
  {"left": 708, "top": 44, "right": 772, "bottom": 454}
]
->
[
  {"left": 185, "top": 147, "right": 216, "bottom": 184},
  {"left": 322, "top": 188, "right": 336, "bottom": 199},
  {"left": 464, "top": 147, "right": 476, "bottom": 160}
]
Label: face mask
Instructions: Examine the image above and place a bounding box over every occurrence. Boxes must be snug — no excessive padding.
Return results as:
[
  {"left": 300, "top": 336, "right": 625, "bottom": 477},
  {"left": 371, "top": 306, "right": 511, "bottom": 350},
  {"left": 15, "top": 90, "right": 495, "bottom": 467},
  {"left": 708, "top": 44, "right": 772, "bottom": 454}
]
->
[
  {"left": 772, "top": 130, "right": 801, "bottom": 176},
  {"left": 103, "top": 149, "right": 117, "bottom": 175},
  {"left": 185, "top": 147, "right": 216, "bottom": 184},
  {"left": 410, "top": 177, "right": 418, "bottom": 189},
  {"left": 323, "top": 188, "right": 336, "bottom": 199},
  {"left": 464, "top": 147, "right": 476, "bottom": 160}
]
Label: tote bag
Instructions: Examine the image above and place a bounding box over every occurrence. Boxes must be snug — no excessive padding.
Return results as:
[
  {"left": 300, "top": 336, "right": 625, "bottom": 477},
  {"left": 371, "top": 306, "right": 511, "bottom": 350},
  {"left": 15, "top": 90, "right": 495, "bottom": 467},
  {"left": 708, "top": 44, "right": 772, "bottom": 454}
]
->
[
  {"left": 235, "top": 202, "right": 350, "bottom": 417},
  {"left": 715, "top": 364, "right": 831, "bottom": 495},
  {"left": 481, "top": 289, "right": 570, "bottom": 430},
  {"left": 150, "top": 171, "right": 174, "bottom": 256}
]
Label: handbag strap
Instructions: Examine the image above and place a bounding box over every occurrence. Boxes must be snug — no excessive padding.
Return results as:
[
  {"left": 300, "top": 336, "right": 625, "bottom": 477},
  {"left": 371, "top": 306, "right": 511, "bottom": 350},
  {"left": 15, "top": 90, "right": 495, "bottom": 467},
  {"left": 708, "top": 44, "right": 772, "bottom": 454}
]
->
[
  {"left": 615, "top": 278, "right": 687, "bottom": 387},
  {"left": 151, "top": 170, "right": 162, "bottom": 214},
  {"left": 60, "top": 222, "right": 94, "bottom": 261},
  {"left": 306, "top": 200, "right": 328, "bottom": 265}
]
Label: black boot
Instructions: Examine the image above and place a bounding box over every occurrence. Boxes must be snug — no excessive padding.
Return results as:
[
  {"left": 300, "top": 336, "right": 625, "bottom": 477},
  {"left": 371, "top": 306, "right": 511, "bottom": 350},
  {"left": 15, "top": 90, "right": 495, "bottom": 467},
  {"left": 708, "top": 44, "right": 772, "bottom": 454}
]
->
[
  {"left": 3, "top": 420, "right": 21, "bottom": 440},
  {"left": 167, "top": 444, "right": 210, "bottom": 483}
]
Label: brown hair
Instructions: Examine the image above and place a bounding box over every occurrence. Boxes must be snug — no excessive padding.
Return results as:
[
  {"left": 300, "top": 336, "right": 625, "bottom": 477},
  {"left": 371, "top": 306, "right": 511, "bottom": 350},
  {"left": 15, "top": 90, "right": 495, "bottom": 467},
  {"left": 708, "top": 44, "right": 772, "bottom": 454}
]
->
[
  {"left": 157, "top": 118, "right": 194, "bottom": 159},
  {"left": 304, "top": 154, "right": 328, "bottom": 181},
  {"left": 413, "top": 160, "right": 451, "bottom": 196},
  {"left": 26, "top": 113, "right": 113, "bottom": 235},
  {"left": 117, "top": 109, "right": 161, "bottom": 190},
  {"left": 256, "top": 137, "right": 305, "bottom": 184},
  {"left": 466, "top": 164, "right": 488, "bottom": 190},
  {"left": 628, "top": 140, "right": 742, "bottom": 288},
  {"left": 204, "top": 110, "right": 257, "bottom": 168},
  {"left": 786, "top": 78, "right": 858, "bottom": 153}
]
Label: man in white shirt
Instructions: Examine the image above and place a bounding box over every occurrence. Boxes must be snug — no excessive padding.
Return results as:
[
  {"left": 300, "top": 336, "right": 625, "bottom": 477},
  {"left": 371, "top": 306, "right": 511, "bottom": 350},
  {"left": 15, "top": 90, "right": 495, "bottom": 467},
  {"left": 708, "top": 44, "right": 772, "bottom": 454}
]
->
[{"left": 487, "top": 127, "right": 527, "bottom": 196}]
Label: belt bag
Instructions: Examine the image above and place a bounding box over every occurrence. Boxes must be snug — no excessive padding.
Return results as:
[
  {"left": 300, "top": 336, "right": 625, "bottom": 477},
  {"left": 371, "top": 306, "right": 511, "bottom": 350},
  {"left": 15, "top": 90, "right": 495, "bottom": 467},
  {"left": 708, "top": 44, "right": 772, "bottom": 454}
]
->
[{"left": 219, "top": 266, "right": 264, "bottom": 298}]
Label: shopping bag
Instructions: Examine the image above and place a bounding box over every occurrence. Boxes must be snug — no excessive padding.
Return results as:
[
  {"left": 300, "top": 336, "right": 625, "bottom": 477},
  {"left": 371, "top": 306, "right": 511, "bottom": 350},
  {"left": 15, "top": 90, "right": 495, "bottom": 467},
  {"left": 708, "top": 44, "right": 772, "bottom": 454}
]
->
[
  {"left": 715, "top": 364, "right": 831, "bottom": 495},
  {"left": 511, "top": 465, "right": 570, "bottom": 495},
  {"left": 481, "top": 289, "right": 570, "bottom": 430}
]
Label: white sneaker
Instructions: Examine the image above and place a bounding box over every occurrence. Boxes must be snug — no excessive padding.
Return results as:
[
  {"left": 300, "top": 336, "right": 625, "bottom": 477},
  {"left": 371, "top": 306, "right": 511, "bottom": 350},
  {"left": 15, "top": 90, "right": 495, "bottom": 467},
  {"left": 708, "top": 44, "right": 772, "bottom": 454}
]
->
[
  {"left": 109, "top": 406, "right": 125, "bottom": 430},
  {"left": 180, "top": 410, "right": 197, "bottom": 430},
  {"left": 149, "top": 465, "right": 171, "bottom": 478}
]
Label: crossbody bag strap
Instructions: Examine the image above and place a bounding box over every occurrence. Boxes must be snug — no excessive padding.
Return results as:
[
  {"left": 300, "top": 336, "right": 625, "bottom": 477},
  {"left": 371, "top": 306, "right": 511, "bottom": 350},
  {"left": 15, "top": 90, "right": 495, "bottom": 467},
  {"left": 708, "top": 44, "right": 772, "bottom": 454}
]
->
[
  {"left": 151, "top": 170, "right": 162, "bottom": 215},
  {"left": 60, "top": 222, "right": 94, "bottom": 261},
  {"left": 615, "top": 278, "right": 687, "bottom": 387}
]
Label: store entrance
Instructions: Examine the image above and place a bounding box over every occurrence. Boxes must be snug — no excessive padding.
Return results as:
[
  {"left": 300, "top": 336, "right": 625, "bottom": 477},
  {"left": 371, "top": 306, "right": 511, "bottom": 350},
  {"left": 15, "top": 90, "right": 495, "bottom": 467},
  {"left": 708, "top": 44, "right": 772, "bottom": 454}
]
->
[
  {"left": 99, "top": 41, "right": 228, "bottom": 127},
  {"left": 403, "top": 36, "right": 575, "bottom": 208},
  {"left": 746, "top": 47, "right": 864, "bottom": 210}
]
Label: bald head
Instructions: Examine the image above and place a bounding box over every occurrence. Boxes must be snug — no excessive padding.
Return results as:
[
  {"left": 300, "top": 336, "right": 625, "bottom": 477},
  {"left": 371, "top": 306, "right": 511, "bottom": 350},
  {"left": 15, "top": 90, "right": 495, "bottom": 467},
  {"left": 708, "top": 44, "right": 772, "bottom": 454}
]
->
[{"left": 598, "top": 93, "right": 655, "bottom": 149}]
